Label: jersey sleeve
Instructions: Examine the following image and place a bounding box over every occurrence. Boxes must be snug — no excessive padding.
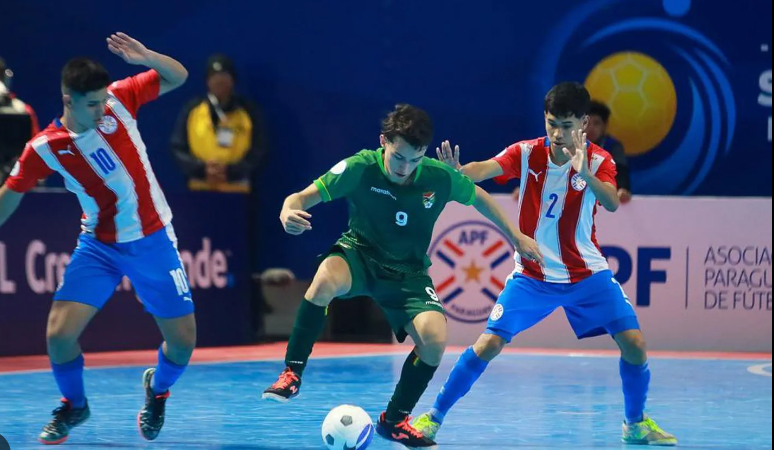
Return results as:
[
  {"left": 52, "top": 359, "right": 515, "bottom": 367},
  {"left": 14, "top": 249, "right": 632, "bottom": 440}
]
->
[
  {"left": 5, "top": 143, "right": 54, "bottom": 193},
  {"left": 491, "top": 143, "right": 523, "bottom": 185},
  {"left": 446, "top": 166, "right": 477, "bottom": 206},
  {"left": 595, "top": 153, "right": 618, "bottom": 188},
  {"left": 313, "top": 153, "right": 369, "bottom": 202},
  {"left": 108, "top": 70, "right": 161, "bottom": 117}
]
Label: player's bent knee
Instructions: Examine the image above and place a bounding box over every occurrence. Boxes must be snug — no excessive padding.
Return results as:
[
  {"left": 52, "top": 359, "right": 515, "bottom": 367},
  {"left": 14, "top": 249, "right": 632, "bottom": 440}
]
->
[
  {"left": 305, "top": 257, "right": 352, "bottom": 307},
  {"left": 168, "top": 342, "right": 195, "bottom": 363},
  {"left": 167, "top": 320, "right": 197, "bottom": 351},
  {"left": 304, "top": 287, "right": 336, "bottom": 307},
  {"left": 617, "top": 331, "right": 648, "bottom": 364},
  {"left": 46, "top": 321, "right": 81, "bottom": 362},
  {"left": 410, "top": 316, "right": 448, "bottom": 366},
  {"left": 46, "top": 301, "right": 96, "bottom": 343},
  {"left": 474, "top": 333, "right": 506, "bottom": 361},
  {"left": 169, "top": 331, "right": 196, "bottom": 354},
  {"left": 46, "top": 327, "right": 78, "bottom": 348},
  {"left": 416, "top": 339, "right": 446, "bottom": 367},
  {"left": 46, "top": 311, "right": 80, "bottom": 344},
  {"left": 305, "top": 276, "right": 349, "bottom": 307}
]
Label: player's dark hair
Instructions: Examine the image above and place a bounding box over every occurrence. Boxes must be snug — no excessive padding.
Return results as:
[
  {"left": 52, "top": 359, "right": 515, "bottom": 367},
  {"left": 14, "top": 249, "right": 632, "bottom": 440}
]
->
[
  {"left": 545, "top": 82, "right": 591, "bottom": 119},
  {"left": 588, "top": 100, "right": 612, "bottom": 123},
  {"left": 62, "top": 58, "right": 111, "bottom": 95},
  {"left": 381, "top": 104, "right": 434, "bottom": 148}
]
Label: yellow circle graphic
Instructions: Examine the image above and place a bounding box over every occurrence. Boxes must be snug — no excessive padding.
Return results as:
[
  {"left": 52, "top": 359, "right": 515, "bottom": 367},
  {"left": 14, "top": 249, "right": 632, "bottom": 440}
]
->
[{"left": 585, "top": 52, "right": 678, "bottom": 156}]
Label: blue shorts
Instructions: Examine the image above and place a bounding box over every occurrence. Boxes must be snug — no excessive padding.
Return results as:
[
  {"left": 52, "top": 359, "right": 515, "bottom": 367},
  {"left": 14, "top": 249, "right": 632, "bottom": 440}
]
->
[
  {"left": 55, "top": 225, "right": 195, "bottom": 319},
  {"left": 485, "top": 270, "right": 639, "bottom": 343}
]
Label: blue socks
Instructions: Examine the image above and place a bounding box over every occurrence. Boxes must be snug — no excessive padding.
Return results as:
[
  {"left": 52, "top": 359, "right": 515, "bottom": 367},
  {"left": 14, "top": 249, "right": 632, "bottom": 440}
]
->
[
  {"left": 620, "top": 359, "right": 650, "bottom": 424},
  {"left": 51, "top": 354, "right": 86, "bottom": 408},
  {"left": 51, "top": 347, "right": 188, "bottom": 404},
  {"left": 151, "top": 346, "right": 188, "bottom": 394},
  {"left": 430, "top": 347, "right": 489, "bottom": 424},
  {"left": 428, "top": 352, "right": 649, "bottom": 425}
]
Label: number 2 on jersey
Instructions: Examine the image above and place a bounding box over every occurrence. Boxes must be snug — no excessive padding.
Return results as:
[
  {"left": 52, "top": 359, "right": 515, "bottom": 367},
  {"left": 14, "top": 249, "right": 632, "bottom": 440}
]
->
[{"left": 546, "top": 193, "right": 560, "bottom": 218}]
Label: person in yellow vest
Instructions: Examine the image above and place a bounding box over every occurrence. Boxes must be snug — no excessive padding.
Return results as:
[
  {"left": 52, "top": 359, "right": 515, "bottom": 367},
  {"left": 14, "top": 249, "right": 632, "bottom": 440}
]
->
[{"left": 171, "top": 54, "right": 264, "bottom": 193}]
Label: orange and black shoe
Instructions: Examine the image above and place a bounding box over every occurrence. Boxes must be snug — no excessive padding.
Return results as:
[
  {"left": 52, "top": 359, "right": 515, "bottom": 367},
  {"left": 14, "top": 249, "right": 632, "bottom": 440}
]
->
[
  {"left": 137, "top": 368, "right": 170, "bottom": 441},
  {"left": 38, "top": 398, "right": 91, "bottom": 445},
  {"left": 262, "top": 367, "right": 302, "bottom": 403},
  {"left": 376, "top": 412, "right": 438, "bottom": 449}
]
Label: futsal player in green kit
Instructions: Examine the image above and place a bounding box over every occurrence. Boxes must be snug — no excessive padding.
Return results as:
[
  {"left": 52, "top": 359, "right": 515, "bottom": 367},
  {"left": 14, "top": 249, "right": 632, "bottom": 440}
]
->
[{"left": 262, "top": 104, "right": 543, "bottom": 449}]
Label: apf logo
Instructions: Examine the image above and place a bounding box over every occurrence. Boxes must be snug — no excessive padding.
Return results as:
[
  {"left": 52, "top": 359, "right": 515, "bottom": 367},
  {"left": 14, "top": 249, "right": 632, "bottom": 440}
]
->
[
  {"left": 428, "top": 221, "right": 515, "bottom": 323},
  {"left": 535, "top": 0, "right": 736, "bottom": 195}
]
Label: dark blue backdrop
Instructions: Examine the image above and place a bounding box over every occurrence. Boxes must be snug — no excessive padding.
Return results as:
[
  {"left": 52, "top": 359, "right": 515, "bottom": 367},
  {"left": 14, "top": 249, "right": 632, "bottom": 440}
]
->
[{"left": 1, "top": 0, "right": 771, "bottom": 278}]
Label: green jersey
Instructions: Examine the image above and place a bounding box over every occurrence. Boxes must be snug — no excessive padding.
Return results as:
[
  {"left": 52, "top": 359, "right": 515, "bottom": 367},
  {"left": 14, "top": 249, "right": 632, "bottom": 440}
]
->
[{"left": 313, "top": 148, "right": 476, "bottom": 274}]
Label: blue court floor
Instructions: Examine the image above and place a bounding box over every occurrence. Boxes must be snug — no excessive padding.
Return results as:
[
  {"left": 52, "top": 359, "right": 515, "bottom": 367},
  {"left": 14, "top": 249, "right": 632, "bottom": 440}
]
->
[{"left": 0, "top": 353, "right": 771, "bottom": 450}]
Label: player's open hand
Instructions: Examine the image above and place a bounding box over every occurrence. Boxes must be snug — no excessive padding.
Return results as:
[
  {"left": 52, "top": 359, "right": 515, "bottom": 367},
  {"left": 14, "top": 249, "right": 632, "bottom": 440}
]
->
[
  {"left": 107, "top": 33, "right": 151, "bottom": 65},
  {"left": 516, "top": 235, "right": 544, "bottom": 266},
  {"left": 563, "top": 130, "right": 591, "bottom": 178},
  {"left": 436, "top": 140, "right": 461, "bottom": 171},
  {"left": 280, "top": 209, "right": 313, "bottom": 235}
]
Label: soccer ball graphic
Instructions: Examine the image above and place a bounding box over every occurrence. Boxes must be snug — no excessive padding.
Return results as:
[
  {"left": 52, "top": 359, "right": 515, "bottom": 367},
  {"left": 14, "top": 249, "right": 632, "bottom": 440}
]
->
[
  {"left": 585, "top": 52, "right": 678, "bottom": 156},
  {"left": 321, "top": 405, "right": 375, "bottom": 450}
]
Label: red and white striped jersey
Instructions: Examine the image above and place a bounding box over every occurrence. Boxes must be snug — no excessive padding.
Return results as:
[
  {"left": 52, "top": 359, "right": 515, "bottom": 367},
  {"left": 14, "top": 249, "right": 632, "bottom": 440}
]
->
[
  {"left": 6, "top": 70, "right": 172, "bottom": 244},
  {"left": 493, "top": 137, "right": 617, "bottom": 284}
]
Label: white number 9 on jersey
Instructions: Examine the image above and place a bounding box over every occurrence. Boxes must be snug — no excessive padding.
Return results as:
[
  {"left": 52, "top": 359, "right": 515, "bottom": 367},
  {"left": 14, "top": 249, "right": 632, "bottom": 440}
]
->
[{"left": 395, "top": 211, "right": 408, "bottom": 227}]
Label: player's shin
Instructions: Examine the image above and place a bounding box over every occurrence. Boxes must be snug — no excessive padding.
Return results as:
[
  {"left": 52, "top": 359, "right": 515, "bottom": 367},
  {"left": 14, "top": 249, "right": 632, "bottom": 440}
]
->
[
  {"left": 429, "top": 346, "right": 489, "bottom": 424},
  {"left": 152, "top": 345, "right": 188, "bottom": 394},
  {"left": 284, "top": 299, "right": 328, "bottom": 376},
  {"left": 50, "top": 354, "right": 87, "bottom": 408},
  {"left": 620, "top": 359, "right": 651, "bottom": 424},
  {"left": 385, "top": 351, "right": 440, "bottom": 423}
]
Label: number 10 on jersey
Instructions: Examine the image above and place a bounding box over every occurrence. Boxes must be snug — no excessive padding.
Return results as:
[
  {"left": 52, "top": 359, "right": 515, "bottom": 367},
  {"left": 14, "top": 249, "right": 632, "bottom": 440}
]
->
[{"left": 90, "top": 148, "right": 117, "bottom": 175}]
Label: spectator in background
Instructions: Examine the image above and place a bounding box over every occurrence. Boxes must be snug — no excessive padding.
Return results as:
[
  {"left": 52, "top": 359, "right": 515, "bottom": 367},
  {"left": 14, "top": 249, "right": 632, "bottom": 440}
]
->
[
  {"left": 171, "top": 54, "right": 264, "bottom": 192},
  {"left": 0, "top": 56, "right": 40, "bottom": 184},
  {"left": 171, "top": 54, "right": 269, "bottom": 336},
  {"left": 512, "top": 100, "right": 633, "bottom": 205},
  {"left": 586, "top": 100, "right": 632, "bottom": 204}
]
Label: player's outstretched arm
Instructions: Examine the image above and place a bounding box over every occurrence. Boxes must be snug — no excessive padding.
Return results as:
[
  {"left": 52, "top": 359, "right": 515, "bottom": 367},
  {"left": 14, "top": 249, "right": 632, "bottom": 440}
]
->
[
  {"left": 436, "top": 140, "right": 503, "bottom": 182},
  {"left": 471, "top": 186, "right": 544, "bottom": 266},
  {"left": 0, "top": 185, "right": 25, "bottom": 228},
  {"left": 280, "top": 183, "right": 323, "bottom": 236},
  {"left": 107, "top": 32, "right": 188, "bottom": 95}
]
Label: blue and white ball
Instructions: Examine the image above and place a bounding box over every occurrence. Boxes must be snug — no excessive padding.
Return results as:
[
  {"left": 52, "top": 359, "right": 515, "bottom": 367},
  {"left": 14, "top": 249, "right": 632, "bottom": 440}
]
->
[{"left": 321, "top": 405, "right": 375, "bottom": 450}]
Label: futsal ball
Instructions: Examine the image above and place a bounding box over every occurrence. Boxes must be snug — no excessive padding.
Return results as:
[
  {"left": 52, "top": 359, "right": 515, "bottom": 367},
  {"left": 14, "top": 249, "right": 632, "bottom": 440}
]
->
[
  {"left": 321, "top": 405, "right": 375, "bottom": 450},
  {"left": 585, "top": 52, "right": 678, "bottom": 156}
]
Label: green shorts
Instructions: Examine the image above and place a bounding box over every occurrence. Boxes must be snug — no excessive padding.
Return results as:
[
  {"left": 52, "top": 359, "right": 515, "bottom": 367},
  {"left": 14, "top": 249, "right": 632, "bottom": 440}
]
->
[{"left": 322, "top": 244, "right": 445, "bottom": 343}]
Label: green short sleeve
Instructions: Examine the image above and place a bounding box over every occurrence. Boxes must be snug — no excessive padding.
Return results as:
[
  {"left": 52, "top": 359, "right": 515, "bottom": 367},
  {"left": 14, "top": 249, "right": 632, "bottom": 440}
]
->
[
  {"left": 314, "top": 153, "right": 369, "bottom": 202},
  {"left": 447, "top": 167, "right": 477, "bottom": 206}
]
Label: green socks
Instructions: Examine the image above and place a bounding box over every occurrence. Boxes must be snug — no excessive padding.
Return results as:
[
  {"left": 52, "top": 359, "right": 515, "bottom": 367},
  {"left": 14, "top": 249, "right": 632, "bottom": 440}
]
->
[
  {"left": 385, "top": 351, "right": 439, "bottom": 423},
  {"left": 285, "top": 300, "right": 327, "bottom": 376}
]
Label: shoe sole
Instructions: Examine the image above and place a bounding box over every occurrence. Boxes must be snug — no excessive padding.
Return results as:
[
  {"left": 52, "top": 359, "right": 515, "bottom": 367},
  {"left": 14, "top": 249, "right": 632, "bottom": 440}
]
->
[
  {"left": 137, "top": 368, "right": 161, "bottom": 441},
  {"left": 261, "top": 392, "right": 300, "bottom": 403},
  {"left": 623, "top": 438, "right": 678, "bottom": 446},
  {"left": 375, "top": 426, "right": 438, "bottom": 450},
  {"left": 38, "top": 436, "right": 68, "bottom": 446}
]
